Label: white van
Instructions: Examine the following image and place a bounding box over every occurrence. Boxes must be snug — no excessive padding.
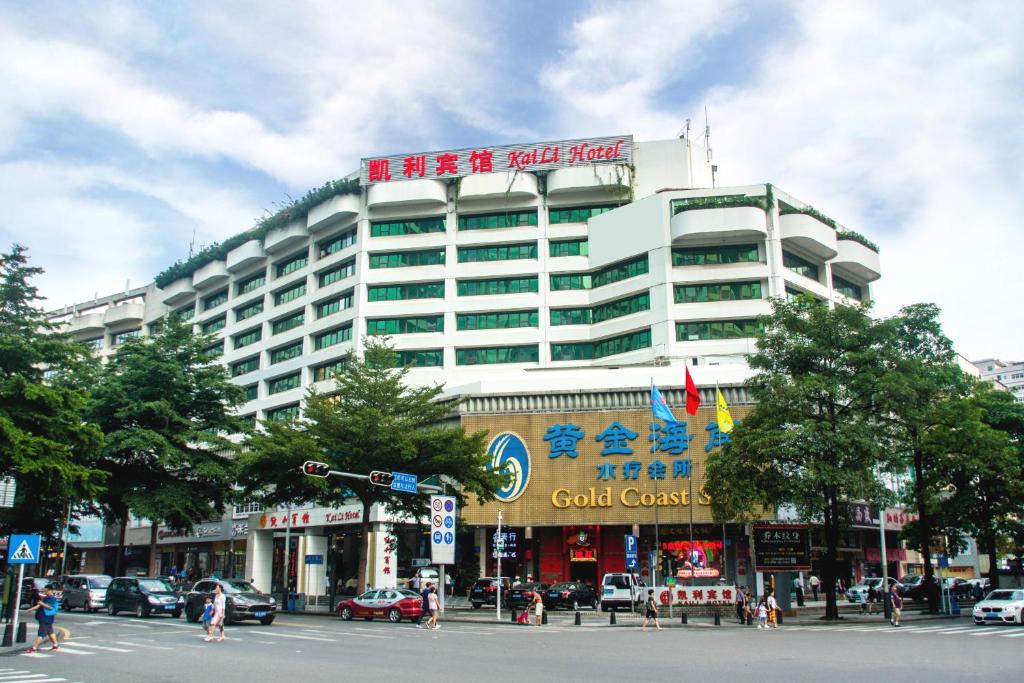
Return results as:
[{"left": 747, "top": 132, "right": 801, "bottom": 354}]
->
[{"left": 600, "top": 573, "right": 645, "bottom": 611}]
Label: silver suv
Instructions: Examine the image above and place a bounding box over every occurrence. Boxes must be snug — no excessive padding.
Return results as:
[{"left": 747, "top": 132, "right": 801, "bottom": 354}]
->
[{"left": 62, "top": 574, "right": 112, "bottom": 612}]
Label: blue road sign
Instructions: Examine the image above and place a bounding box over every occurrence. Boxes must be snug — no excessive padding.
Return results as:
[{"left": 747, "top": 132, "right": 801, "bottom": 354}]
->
[
  {"left": 304, "top": 554, "right": 324, "bottom": 565},
  {"left": 8, "top": 534, "right": 40, "bottom": 565},
  {"left": 624, "top": 534, "right": 638, "bottom": 570},
  {"left": 391, "top": 472, "right": 418, "bottom": 493}
]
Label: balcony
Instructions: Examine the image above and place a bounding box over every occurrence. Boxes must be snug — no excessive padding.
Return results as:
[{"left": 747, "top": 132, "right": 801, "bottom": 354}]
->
[
  {"left": 832, "top": 239, "right": 882, "bottom": 282},
  {"left": 670, "top": 206, "right": 767, "bottom": 241},
  {"left": 160, "top": 277, "right": 195, "bottom": 306},
  {"left": 192, "top": 260, "right": 230, "bottom": 290},
  {"left": 779, "top": 212, "right": 838, "bottom": 260},
  {"left": 264, "top": 220, "right": 310, "bottom": 254},
  {"left": 366, "top": 178, "right": 447, "bottom": 209},
  {"left": 226, "top": 239, "right": 267, "bottom": 273},
  {"left": 67, "top": 312, "right": 105, "bottom": 336},
  {"left": 458, "top": 172, "right": 539, "bottom": 202},
  {"left": 307, "top": 193, "right": 361, "bottom": 233},
  {"left": 546, "top": 165, "right": 631, "bottom": 196},
  {"left": 103, "top": 303, "right": 145, "bottom": 327}
]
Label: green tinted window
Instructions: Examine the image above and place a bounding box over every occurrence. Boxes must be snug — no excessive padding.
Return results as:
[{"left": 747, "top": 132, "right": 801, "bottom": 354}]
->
[
  {"left": 832, "top": 274, "right": 863, "bottom": 300},
  {"left": 550, "top": 273, "right": 592, "bottom": 290},
  {"left": 396, "top": 349, "right": 444, "bottom": 367},
  {"left": 783, "top": 251, "right": 819, "bottom": 280},
  {"left": 456, "top": 310, "right": 538, "bottom": 330},
  {"left": 201, "top": 316, "right": 226, "bottom": 334},
  {"left": 592, "top": 292, "right": 651, "bottom": 323},
  {"left": 673, "top": 282, "right": 762, "bottom": 304},
  {"left": 233, "top": 327, "right": 262, "bottom": 349},
  {"left": 268, "top": 373, "right": 301, "bottom": 395},
  {"left": 231, "top": 356, "right": 259, "bottom": 377},
  {"left": 549, "top": 342, "right": 593, "bottom": 361},
  {"left": 549, "top": 239, "right": 589, "bottom": 257},
  {"left": 457, "top": 276, "right": 538, "bottom": 296},
  {"left": 235, "top": 299, "right": 264, "bottom": 321},
  {"left": 457, "top": 211, "right": 538, "bottom": 231},
  {"left": 111, "top": 329, "right": 141, "bottom": 346},
  {"left": 269, "top": 341, "right": 303, "bottom": 365},
  {"left": 175, "top": 306, "right": 196, "bottom": 321},
  {"left": 271, "top": 310, "right": 305, "bottom": 335},
  {"left": 237, "top": 273, "right": 266, "bottom": 295},
  {"left": 455, "top": 345, "right": 539, "bottom": 365},
  {"left": 314, "top": 324, "right": 353, "bottom": 350},
  {"left": 367, "top": 316, "right": 444, "bottom": 335},
  {"left": 548, "top": 205, "right": 615, "bottom": 224},
  {"left": 313, "top": 358, "right": 348, "bottom": 382},
  {"left": 276, "top": 252, "right": 308, "bottom": 277},
  {"left": 672, "top": 244, "right": 759, "bottom": 266},
  {"left": 369, "top": 249, "right": 446, "bottom": 269},
  {"left": 318, "top": 229, "right": 357, "bottom": 257},
  {"left": 367, "top": 282, "right": 444, "bottom": 301},
  {"left": 315, "top": 292, "right": 353, "bottom": 318},
  {"left": 549, "top": 308, "right": 592, "bottom": 326},
  {"left": 265, "top": 404, "right": 299, "bottom": 422},
  {"left": 243, "top": 385, "right": 258, "bottom": 402},
  {"left": 203, "top": 289, "right": 228, "bottom": 311},
  {"left": 593, "top": 255, "right": 648, "bottom": 288},
  {"left": 371, "top": 217, "right": 446, "bottom": 237},
  {"left": 675, "top": 319, "right": 761, "bottom": 341},
  {"left": 457, "top": 242, "right": 537, "bottom": 262},
  {"left": 274, "top": 282, "right": 306, "bottom": 306},
  {"left": 551, "top": 328, "right": 652, "bottom": 361},
  {"left": 204, "top": 341, "right": 224, "bottom": 358},
  {"left": 318, "top": 260, "right": 355, "bottom": 287}
]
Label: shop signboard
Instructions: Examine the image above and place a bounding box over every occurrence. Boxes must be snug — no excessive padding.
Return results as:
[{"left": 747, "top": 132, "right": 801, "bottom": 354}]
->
[
  {"left": 753, "top": 524, "right": 811, "bottom": 572},
  {"left": 648, "top": 586, "right": 737, "bottom": 606},
  {"left": 430, "top": 496, "right": 456, "bottom": 565},
  {"left": 304, "top": 555, "right": 324, "bottom": 565},
  {"left": 492, "top": 530, "right": 517, "bottom": 560}
]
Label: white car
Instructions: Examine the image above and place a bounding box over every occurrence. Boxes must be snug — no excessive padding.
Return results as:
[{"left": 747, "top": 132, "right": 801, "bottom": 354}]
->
[{"left": 972, "top": 589, "right": 1024, "bottom": 625}]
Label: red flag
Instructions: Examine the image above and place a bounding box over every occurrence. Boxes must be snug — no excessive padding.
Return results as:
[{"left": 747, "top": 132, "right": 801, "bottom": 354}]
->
[{"left": 685, "top": 367, "right": 701, "bottom": 415}]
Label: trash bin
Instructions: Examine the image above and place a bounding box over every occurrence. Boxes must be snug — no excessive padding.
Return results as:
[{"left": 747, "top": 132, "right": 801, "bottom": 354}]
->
[
  {"left": 950, "top": 593, "right": 960, "bottom": 615},
  {"left": 287, "top": 591, "right": 298, "bottom": 613}
]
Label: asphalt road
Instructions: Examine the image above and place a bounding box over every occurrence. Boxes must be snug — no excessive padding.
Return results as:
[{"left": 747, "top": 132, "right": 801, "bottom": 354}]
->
[{"left": 2, "top": 609, "right": 1020, "bottom": 683}]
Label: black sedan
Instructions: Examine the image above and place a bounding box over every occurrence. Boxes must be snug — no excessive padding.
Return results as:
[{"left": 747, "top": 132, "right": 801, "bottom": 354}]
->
[
  {"left": 544, "top": 582, "right": 599, "bottom": 610},
  {"left": 508, "top": 582, "right": 549, "bottom": 610},
  {"left": 20, "top": 578, "right": 63, "bottom": 608},
  {"left": 184, "top": 578, "right": 277, "bottom": 625}
]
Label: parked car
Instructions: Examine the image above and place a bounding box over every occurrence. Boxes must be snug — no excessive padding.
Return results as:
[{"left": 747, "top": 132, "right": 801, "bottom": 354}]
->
[
  {"left": 106, "top": 577, "right": 182, "bottom": 618},
  {"left": 545, "top": 581, "right": 599, "bottom": 610},
  {"left": 845, "top": 577, "right": 902, "bottom": 603},
  {"left": 508, "top": 582, "right": 548, "bottom": 610},
  {"left": 184, "top": 578, "right": 277, "bottom": 625},
  {"left": 944, "top": 577, "right": 974, "bottom": 599},
  {"left": 61, "top": 575, "right": 112, "bottom": 612},
  {"left": 600, "top": 573, "right": 645, "bottom": 612},
  {"left": 898, "top": 574, "right": 938, "bottom": 601},
  {"left": 469, "top": 577, "right": 512, "bottom": 609},
  {"left": 335, "top": 588, "right": 424, "bottom": 623},
  {"left": 20, "top": 578, "right": 63, "bottom": 608},
  {"left": 972, "top": 588, "right": 1024, "bottom": 625}
]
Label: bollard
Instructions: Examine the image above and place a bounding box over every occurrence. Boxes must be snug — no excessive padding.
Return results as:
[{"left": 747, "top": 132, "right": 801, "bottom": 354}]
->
[
  {"left": 714, "top": 612, "right": 721, "bottom": 626},
  {"left": 511, "top": 608, "right": 517, "bottom": 623},
  {"left": 1, "top": 623, "right": 10, "bottom": 647},
  {"left": 610, "top": 611, "right": 616, "bottom": 625},
  {"left": 15, "top": 622, "right": 25, "bottom": 644},
  {"left": 542, "top": 610, "right": 548, "bottom": 625},
  {"left": 681, "top": 612, "right": 688, "bottom": 625},
  {"left": 777, "top": 609, "right": 784, "bottom": 626},
  {"left": 575, "top": 611, "right": 582, "bottom": 626}
]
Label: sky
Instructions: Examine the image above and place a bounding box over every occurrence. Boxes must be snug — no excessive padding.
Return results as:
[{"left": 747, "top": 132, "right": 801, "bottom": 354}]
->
[{"left": 1, "top": 0, "right": 1021, "bottom": 360}]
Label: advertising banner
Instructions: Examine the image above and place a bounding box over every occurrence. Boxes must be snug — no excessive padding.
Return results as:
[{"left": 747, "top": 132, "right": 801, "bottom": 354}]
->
[
  {"left": 753, "top": 524, "right": 811, "bottom": 572},
  {"left": 430, "top": 496, "right": 457, "bottom": 565}
]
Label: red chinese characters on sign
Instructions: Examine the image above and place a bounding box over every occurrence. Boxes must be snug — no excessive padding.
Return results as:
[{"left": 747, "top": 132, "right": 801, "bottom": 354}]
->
[
  {"left": 368, "top": 159, "right": 391, "bottom": 182},
  {"left": 403, "top": 155, "right": 426, "bottom": 178},
  {"left": 382, "top": 535, "right": 396, "bottom": 575},
  {"left": 469, "top": 149, "right": 493, "bottom": 173},
  {"left": 435, "top": 153, "right": 459, "bottom": 176}
]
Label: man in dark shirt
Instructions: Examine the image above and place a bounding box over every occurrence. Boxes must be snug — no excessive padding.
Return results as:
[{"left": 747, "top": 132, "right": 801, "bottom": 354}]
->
[
  {"left": 25, "top": 585, "right": 60, "bottom": 652},
  {"left": 416, "top": 583, "right": 431, "bottom": 627}
]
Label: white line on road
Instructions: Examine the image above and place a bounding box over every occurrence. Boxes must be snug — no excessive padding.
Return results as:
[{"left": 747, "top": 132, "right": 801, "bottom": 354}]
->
[
  {"left": 114, "top": 640, "right": 173, "bottom": 650},
  {"left": 349, "top": 633, "right": 392, "bottom": 640},
  {"left": 969, "top": 629, "right": 1003, "bottom": 636},
  {"left": 44, "top": 647, "right": 94, "bottom": 656},
  {"left": 999, "top": 631, "right": 1024, "bottom": 637},
  {"left": 0, "top": 675, "right": 54, "bottom": 681},
  {"left": 937, "top": 627, "right": 978, "bottom": 634},
  {"left": 0, "top": 679, "right": 67, "bottom": 683},
  {"left": 62, "top": 642, "right": 131, "bottom": 653},
  {"left": 256, "top": 631, "right": 335, "bottom": 642}
]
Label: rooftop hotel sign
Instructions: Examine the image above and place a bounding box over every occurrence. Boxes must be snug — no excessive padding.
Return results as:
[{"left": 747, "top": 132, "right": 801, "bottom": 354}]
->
[{"left": 360, "top": 135, "right": 633, "bottom": 185}]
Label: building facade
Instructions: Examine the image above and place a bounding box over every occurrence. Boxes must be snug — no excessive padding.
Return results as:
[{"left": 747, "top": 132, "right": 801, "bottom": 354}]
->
[{"left": 973, "top": 358, "right": 1024, "bottom": 402}]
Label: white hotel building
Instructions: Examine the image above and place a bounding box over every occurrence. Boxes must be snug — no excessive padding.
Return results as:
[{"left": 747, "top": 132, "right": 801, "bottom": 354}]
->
[{"left": 50, "top": 135, "right": 882, "bottom": 597}]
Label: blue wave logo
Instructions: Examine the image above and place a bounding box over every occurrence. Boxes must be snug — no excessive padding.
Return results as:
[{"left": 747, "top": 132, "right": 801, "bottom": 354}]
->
[{"left": 487, "top": 432, "right": 531, "bottom": 502}]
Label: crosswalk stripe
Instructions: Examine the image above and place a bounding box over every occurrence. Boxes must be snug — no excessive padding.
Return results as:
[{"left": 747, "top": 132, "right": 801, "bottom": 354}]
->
[
  {"left": 63, "top": 641, "right": 131, "bottom": 652},
  {"left": 0, "top": 679, "right": 67, "bottom": 683},
  {"left": 999, "top": 631, "right": 1024, "bottom": 637},
  {"left": 114, "top": 640, "right": 172, "bottom": 650},
  {"left": 0, "top": 674, "right": 49, "bottom": 681},
  {"left": 45, "top": 647, "right": 93, "bottom": 656},
  {"left": 937, "top": 627, "right": 977, "bottom": 633},
  {"left": 257, "top": 631, "right": 335, "bottom": 642},
  {"left": 969, "top": 629, "right": 1002, "bottom": 636}
]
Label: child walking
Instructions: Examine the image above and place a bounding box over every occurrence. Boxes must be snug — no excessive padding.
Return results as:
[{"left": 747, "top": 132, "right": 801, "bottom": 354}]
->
[
  {"left": 756, "top": 598, "right": 769, "bottom": 629},
  {"left": 201, "top": 595, "right": 214, "bottom": 641}
]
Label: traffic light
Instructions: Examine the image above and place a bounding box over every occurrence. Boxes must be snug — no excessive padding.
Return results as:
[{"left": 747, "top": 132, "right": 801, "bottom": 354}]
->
[
  {"left": 369, "top": 470, "right": 394, "bottom": 487},
  {"left": 302, "top": 461, "right": 330, "bottom": 478}
]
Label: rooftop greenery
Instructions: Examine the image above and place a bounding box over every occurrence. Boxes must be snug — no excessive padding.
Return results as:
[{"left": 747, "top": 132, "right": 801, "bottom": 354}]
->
[
  {"left": 671, "top": 194, "right": 769, "bottom": 214},
  {"left": 779, "top": 203, "right": 879, "bottom": 253},
  {"left": 836, "top": 230, "right": 879, "bottom": 253}
]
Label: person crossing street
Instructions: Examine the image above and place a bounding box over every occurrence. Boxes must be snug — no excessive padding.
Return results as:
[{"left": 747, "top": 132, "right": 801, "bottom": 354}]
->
[{"left": 25, "top": 585, "right": 59, "bottom": 653}]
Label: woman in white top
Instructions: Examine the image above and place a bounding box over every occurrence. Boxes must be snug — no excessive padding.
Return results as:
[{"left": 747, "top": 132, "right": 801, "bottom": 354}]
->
[{"left": 208, "top": 584, "right": 227, "bottom": 642}]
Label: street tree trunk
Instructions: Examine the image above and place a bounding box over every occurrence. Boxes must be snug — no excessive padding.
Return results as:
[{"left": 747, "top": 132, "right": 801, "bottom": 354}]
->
[
  {"left": 356, "top": 498, "right": 372, "bottom": 593},
  {"left": 115, "top": 516, "right": 128, "bottom": 577},
  {"left": 148, "top": 521, "right": 159, "bottom": 576},
  {"left": 822, "top": 489, "right": 840, "bottom": 620},
  {"left": 912, "top": 443, "right": 939, "bottom": 614},
  {"left": 984, "top": 532, "right": 1000, "bottom": 588}
]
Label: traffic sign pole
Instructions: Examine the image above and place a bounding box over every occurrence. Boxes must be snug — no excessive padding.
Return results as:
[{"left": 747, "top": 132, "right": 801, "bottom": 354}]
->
[{"left": 10, "top": 564, "right": 24, "bottom": 645}]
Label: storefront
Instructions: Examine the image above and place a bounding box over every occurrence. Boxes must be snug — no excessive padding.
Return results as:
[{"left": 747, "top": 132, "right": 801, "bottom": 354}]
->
[
  {"left": 461, "top": 404, "right": 754, "bottom": 589},
  {"left": 156, "top": 518, "right": 249, "bottom": 580}
]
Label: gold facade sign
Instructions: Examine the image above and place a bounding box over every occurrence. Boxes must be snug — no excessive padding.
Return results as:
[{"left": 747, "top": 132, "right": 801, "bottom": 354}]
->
[{"left": 461, "top": 405, "right": 749, "bottom": 527}]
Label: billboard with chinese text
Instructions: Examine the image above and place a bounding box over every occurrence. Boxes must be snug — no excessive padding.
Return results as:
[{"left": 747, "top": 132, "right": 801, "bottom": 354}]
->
[{"left": 753, "top": 524, "right": 811, "bottom": 572}]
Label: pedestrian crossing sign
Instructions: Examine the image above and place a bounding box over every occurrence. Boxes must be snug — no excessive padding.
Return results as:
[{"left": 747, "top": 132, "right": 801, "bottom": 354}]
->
[{"left": 7, "top": 534, "right": 40, "bottom": 564}]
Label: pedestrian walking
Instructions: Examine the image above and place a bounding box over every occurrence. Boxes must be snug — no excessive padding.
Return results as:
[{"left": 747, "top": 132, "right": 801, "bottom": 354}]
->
[
  {"left": 25, "top": 585, "right": 59, "bottom": 653},
  {"left": 411, "top": 574, "right": 421, "bottom": 593},
  {"left": 865, "top": 584, "right": 877, "bottom": 614},
  {"left": 766, "top": 591, "right": 779, "bottom": 629},
  {"left": 641, "top": 589, "right": 662, "bottom": 632},
  {"left": 532, "top": 588, "right": 544, "bottom": 626},
  {"left": 416, "top": 583, "right": 431, "bottom": 627},
  {"left": 809, "top": 574, "right": 820, "bottom": 601},
  {"left": 208, "top": 584, "right": 227, "bottom": 642},
  {"left": 735, "top": 585, "right": 747, "bottom": 623},
  {"left": 743, "top": 589, "right": 754, "bottom": 625},
  {"left": 201, "top": 595, "right": 214, "bottom": 640},
  {"left": 971, "top": 582, "right": 984, "bottom": 602},
  {"left": 426, "top": 585, "right": 441, "bottom": 630},
  {"left": 889, "top": 585, "right": 902, "bottom": 627},
  {"left": 756, "top": 597, "right": 768, "bottom": 629},
  {"left": 793, "top": 576, "right": 805, "bottom": 606}
]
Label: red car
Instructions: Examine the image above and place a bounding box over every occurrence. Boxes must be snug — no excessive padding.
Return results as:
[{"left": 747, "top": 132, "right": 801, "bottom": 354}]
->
[{"left": 335, "top": 588, "right": 424, "bottom": 623}]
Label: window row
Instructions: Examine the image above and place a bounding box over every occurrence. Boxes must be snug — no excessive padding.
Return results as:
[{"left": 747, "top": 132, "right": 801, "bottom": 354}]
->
[
  {"left": 369, "top": 248, "right": 446, "bottom": 269},
  {"left": 783, "top": 251, "right": 819, "bottom": 280},
  {"left": 458, "top": 242, "right": 537, "bottom": 262},
  {"left": 457, "top": 310, "right": 538, "bottom": 330},
  {"left": 548, "top": 205, "right": 615, "bottom": 225},
  {"left": 675, "top": 319, "right": 761, "bottom": 341},
  {"left": 550, "top": 254, "right": 650, "bottom": 291},
  {"left": 673, "top": 281, "right": 762, "bottom": 304},
  {"left": 458, "top": 210, "right": 537, "bottom": 231},
  {"left": 549, "top": 292, "right": 650, "bottom": 326},
  {"left": 367, "top": 316, "right": 444, "bottom": 336},
  {"left": 455, "top": 344, "right": 539, "bottom": 365},
  {"left": 229, "top": 323, "right": 353, "bottom": 364},
  {"left": 673, "top": 244, "right": 759, "bottom": 267},
  {"left": 549, "top": 238, "right": 588, "bottom": 258},
  {"left": 550, "top": 328, "right": 652, "bottom": 361}
]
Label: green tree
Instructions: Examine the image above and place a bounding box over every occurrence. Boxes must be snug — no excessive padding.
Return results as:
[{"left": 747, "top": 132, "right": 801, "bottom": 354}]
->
[
  {"left": 705, "top": 297, "right": 895, "bottom": 619},
  {"left": 0, "top": 245, "right": 104, "bottom": 537},
  {"left": 237, "top": 336, "right": 505, "bottom": 593},
  {"left": 89, "top": 314, "right": 245, "bottom": 575}
]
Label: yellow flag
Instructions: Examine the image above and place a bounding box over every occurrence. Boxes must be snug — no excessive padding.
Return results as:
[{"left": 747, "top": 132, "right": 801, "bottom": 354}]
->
[{"left": 716, "top": 388, "right": 734, "bottom": 433}]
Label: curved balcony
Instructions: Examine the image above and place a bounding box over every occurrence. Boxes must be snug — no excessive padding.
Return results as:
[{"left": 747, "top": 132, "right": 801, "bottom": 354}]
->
[
  {"left": 307, "top": 193, "right": 361, "bottom": 232},
  {"left": 67, "top": 312, "right": 105, "bottom": 336},
  {"left": 779, "top": 213, "right": 838, "bottom": 260},
  {"left": 832, "top": 239, "right": 881, "bottom": 282},
  {"left": 103, "top": 303, "right": 145, "bottom": 327},
  {"left": 160, "top": 277, "right": 195, "bottom": 306},
  {"left": 226, "top": 239, "right": 266, "bottom": 273},
  {"left": 670, "top": 206, "right": 767, "bottom": 241},
  {"left": 192, "top": 260, "right": 230, "bottom": 290},
  {"left": 546, "top": 165, "right": 631, "bottom": 196},
  {"left": 264, "top": 220, "right": 310, "bottom": 254},
  {"left": 366, "top": 178, "right": 447, "bottom": 209},
  {"left": 458, "top": 172, "right": 538, "bottom": 202}
]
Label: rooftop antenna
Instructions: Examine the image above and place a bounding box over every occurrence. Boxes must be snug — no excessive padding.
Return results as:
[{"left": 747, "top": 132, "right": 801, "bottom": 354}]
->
[
  {"left": 188, "top": 228, "right": 198, "bottom": 258},
  {"left": 704, "top": 104, "right": 717, "bottom": 188}
]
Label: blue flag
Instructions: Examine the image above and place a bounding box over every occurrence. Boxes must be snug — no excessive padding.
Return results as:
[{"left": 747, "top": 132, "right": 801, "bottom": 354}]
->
[{"left": 651, "top": 384, "right": 677, "bottom": 423}]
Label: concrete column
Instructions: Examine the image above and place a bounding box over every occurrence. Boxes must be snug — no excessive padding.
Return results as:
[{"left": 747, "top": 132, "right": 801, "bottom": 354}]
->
[
  {"left": 245, "top": 527, "right": 274, "bottom": 595},
  {"left": 475, "top": 527, "right": 487, "bottom": 578},
  {"left": 369, "top": 523, "right": 397, "bottom": 589},
  {"left": 303, "top": 529, "right": 328, "bottom": 598}
]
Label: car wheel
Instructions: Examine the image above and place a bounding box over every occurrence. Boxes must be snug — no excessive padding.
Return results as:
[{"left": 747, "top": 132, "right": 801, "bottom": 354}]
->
[
  {"left": 472, "top": 602, "right": 482, "bottom": 609},
  {"left": 135, "top": 603, "right": 146, "bottom": 618},
  {"left": 185, "top": 606, "right": 196, "bottom": 623},
  {"left": 591, "top": 597, "right": 599, "bottom": 609},
  {"left": 339, "top": 606, "right": 353, "bottom": 621},
  {"left": 172, "top": 611, "right": 181, "bottom": 619},
  {"left": 108, "top": 602, "right": 117, "bottom": 616},
  {"left": 601, "top": 603, "right": 608, "bottom": 612},
  {"left": 260, "top": 616, "right": 275, "bottom": 625},
  {"left": 387, "top": 608, "right": 402, "bottom": 623},
  {"left": 572, "top": 600, "right": 579, "bottom": 611}
]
